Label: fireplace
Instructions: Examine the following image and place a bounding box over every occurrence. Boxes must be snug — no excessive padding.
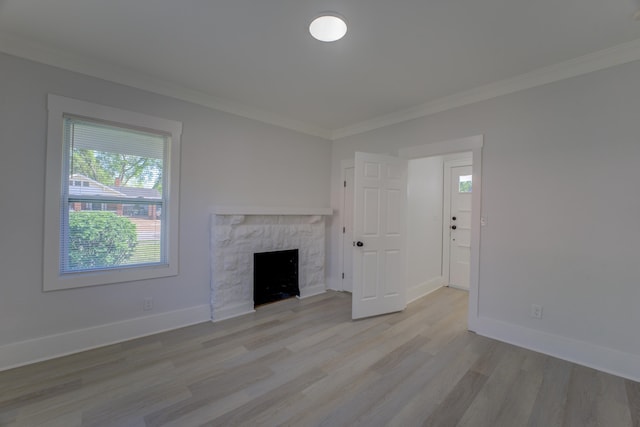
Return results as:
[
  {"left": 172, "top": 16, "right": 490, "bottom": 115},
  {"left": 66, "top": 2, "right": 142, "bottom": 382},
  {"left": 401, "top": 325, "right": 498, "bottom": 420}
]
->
[
  {"left": 253, "top": 249, "right": 299, "bottom": 306},
  {"left": 210, "top": 208, "right": 331, "bottom": 322}
]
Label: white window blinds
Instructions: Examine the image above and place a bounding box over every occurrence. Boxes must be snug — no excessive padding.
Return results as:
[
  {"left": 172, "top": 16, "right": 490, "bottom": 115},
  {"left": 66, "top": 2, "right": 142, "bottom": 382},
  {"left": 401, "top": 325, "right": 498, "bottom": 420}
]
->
[{"left": 62, "top": 116, "right": 168, "bottom": 273}]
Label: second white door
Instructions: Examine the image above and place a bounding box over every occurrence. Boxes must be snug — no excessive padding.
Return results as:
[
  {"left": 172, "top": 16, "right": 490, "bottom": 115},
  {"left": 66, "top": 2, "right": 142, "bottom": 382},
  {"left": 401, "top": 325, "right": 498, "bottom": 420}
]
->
[{"left": 445, "top": 163, "right": 472, "bottom": 290}]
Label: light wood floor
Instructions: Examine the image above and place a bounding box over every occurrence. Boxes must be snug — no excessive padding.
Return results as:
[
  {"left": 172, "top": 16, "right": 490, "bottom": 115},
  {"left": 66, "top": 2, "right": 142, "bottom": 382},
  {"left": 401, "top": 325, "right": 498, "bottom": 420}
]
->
[{"left": 1, "top": 288, "right": 638, "bottom": 427}]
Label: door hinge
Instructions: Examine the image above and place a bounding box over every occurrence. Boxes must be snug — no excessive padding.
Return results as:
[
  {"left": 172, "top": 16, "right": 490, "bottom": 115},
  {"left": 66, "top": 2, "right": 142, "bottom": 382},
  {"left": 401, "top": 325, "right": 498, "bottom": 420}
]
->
[
  {"left": 344, "top": 180, "right": 347, "bottom": 187},
  {"left": 343, "top": 226, "right": 346, "bottom": 233},
  {"left": 342, "top": 273, "right": 345, "bottom": 279}
]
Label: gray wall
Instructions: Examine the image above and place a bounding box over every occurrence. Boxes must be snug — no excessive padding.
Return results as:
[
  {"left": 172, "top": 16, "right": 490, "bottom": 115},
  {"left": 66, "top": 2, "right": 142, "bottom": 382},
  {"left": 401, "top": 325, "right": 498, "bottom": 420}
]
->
[
  {"left": 329, "top": 59, "right": 640, "bottom": 377},
  {"left": 406, "top": 156, "right": 445, "bottom": 298},
  {"left": 0, "top": 53, "right": 331, "bottom": 348}
]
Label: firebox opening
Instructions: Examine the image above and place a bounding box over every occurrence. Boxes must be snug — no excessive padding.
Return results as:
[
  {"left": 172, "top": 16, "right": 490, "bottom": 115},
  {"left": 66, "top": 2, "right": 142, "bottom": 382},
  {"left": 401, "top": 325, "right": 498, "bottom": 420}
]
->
[{"left": 253, "top": 249, "right": 299, "bottom": 307}]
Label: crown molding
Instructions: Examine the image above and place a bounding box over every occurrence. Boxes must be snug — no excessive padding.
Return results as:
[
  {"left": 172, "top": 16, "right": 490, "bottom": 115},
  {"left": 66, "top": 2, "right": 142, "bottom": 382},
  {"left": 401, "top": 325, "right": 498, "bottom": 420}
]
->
[
  {"left": 2, "top": 31, "right": 640, "bottom": 142},
  {"left": 0, "top": 32, "right": 333, "bottom": 140},
  {"left": 331, "top": 37, "right": 640, "bottom": 140}
]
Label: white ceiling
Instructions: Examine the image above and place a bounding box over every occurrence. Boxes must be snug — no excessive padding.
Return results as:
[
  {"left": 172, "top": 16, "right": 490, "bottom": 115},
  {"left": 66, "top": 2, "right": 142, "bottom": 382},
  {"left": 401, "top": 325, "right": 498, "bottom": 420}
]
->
[{"left": 1, "top": 0, "right": 640, "bottom": 139}]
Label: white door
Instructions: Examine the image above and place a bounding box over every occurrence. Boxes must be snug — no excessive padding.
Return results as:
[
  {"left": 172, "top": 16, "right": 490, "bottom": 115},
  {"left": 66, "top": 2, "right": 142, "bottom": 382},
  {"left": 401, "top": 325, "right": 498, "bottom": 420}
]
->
[
  {"left": 446, "top": 164, "right": 472, "bottom": 290},
  {"left": 342, "top": 167, "right": 354, "bottom": 292},
  {"left": 352, "top": 152, "right": 408, "bottom": 319}
]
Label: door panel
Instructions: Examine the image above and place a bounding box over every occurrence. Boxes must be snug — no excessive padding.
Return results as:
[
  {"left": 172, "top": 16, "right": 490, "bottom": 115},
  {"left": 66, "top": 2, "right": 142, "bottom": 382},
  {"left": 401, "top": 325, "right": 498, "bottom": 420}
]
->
[
  {"left": 386, "top": 189, "right": 402, "bottom": 234},
  {"left": 363, "top": 188, "right": 380, "bottom": 235},
  {"left": 362, "top": 252, "right": 379, "bottom": 299},
  {"left": 353, "top": 152, "right": 407, "bottom": 319},
  {"left": 384, "top": 250, "right": 401, "bottom": 297}
]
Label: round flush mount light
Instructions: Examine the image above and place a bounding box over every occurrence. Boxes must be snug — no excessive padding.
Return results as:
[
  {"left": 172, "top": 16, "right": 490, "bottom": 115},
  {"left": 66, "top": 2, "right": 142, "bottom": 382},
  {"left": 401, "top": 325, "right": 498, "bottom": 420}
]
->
[{"left": 309, "top": 13, "right": 347, "bottom": 42}]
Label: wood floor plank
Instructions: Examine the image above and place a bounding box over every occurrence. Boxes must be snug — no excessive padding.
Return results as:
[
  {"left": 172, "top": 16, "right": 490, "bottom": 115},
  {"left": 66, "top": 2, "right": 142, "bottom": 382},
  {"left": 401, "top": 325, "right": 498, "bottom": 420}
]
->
[
  {"left": 0, "top": 288, "right": 637, "bottom": 427},
  {"left": 386, "top": 333, "right": 485, "bottom": 426},
  {"left": 81, "top": 382, "right": 191, "bottom": 427},
  {"left": 626, "top": 379, "right": 640, "bottom": 427},
  {"left": 17, "top": 409, "right": 83, "bottom": 427},
  {"left": 457, "top": 346, "right": 527, "bottom": 427},
  {"left": 595, "top": 371, "right": 633, "bottom": 427},
  {"left": 369, "top": 333, "right": 431, "bottom": 374},
  {"left": 14, "top": 362, "right": 176, "bottom": 423},
  {"left": 345, "top": 350, "right": 435, "bottom": 427},
  {"left": 422, "top": 369, "right": 488, "bottom": 426},
  {"left": 201, "top": 367, "right": 327, "bottom": 426},
  {"left": 315, "top": 345, "right": 431, "bottom": 427},
  {"left": 492, "top": 361, "right": 544, "bottom": 427},
  {"left": 526, "top": 356, "right": 572, "bottom": 427},
  {"left": 0, "top": 379, "right": 83, "bottom": 413},
  {"left": 563, "top": 365, "right": 601, "bottom": 427},
  {"left": 274, "top": 364, "right": 381, "bottom": 426}
]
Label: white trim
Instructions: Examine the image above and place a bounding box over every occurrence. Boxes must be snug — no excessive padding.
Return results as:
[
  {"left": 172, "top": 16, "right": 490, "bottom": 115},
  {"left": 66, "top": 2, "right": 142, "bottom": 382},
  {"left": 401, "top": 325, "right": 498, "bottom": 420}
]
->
[
  {"left": 0, "top": 32, "right": 332, "bottom": 140},
  {"left": 399, "top": 135, "right": 483, "bottom": 332},
  {"left": 399, "top": 135, "right": 483, "bottom": 158},
  {"left": 211, "top": 206, "right": 333, "bottom": 216},
  {"left": 443, "top": 158, "right": 473, "bottom": 287},
  {"left": 476, "top": 316, "right": 640, "bottom": 382},
  {"left": 332, "top": 38, "right": 640, "bottom": 140},
  {"left": 2, "top": 32, "right": 640, "bottom": 141},
  {"left": 339, "top": 159, "right": 355, "bottom": 292},
  {"left": 43, "top": 94, "right": 182, "bottom": 291},
  {"left": 407, "top": 277, "right": 446, "bottom": 304},
  {"left": 0, "top": 305, "right": 210, "bottom": 372},
  {"left": 298, "top": 283, "right": 327, "bottom": 299},
  {"left": 211, "top": 301, "right": 256, "bottom": 323}
]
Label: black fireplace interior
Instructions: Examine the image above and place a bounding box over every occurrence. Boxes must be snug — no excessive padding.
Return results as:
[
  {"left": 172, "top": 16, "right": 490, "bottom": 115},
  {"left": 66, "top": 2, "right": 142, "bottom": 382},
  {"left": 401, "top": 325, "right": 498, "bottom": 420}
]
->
[{"left": 253, "top": 249, "right": 299, "bottom": 307}]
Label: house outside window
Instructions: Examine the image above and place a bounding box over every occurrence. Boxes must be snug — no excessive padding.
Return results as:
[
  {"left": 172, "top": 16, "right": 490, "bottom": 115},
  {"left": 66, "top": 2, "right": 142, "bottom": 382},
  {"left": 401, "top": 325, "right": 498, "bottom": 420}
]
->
[{"left": 44, "top": 95, "right": 182, "bottom": 291}]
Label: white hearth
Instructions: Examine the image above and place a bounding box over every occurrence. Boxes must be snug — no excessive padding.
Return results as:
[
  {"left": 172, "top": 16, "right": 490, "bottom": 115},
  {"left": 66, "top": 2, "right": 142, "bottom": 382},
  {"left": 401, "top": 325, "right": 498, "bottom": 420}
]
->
[{"left": 210, "top": 207, "right": 331, "bottom": 322}]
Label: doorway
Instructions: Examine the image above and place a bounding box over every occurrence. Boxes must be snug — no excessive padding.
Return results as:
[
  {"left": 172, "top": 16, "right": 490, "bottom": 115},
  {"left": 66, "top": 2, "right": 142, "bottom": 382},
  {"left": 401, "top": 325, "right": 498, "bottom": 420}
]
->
[
  {"left": 443, "top": 159, "right": 473, "bottom": 290},
  {"left": 339, "top": 136, "right": 483, "bottom": 328}
]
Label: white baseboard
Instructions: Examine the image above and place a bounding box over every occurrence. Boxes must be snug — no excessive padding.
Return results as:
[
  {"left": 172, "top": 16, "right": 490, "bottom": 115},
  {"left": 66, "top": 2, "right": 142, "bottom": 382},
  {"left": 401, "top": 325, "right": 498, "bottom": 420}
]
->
[
  {"left": 475, "top": 316, "right": 640, "bottom": 382},
  {"left": 0, "top": 304, "right": 210, "bottom": 372},
  {"left": 211, "top": 301, "right": 255, "bottom": 323},
  {"left": 407, "top": 277, "right": 446, "bottom": 304},
  {"left": 298, "top": 283, "right": 327, "bottom": 299}
]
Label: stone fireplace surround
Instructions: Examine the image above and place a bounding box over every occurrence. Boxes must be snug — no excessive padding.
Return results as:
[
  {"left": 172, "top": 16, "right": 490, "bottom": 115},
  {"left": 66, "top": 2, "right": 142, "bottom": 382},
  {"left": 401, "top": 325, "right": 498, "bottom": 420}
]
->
[{"left": 210, "top": 207, "right": 332, "bottom": 322}]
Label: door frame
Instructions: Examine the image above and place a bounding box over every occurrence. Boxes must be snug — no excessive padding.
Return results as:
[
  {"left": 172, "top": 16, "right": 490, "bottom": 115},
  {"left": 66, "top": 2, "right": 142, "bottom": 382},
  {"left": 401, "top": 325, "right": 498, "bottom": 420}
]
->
[
  {"left": 443, "top": 158, "right": 473, "bottom": 288},
  {"left": 399, "top": 135, "right": 483, "bottom": 332},
  {"left": 339, "top": 159, "right": 355, "bottom": 292}
]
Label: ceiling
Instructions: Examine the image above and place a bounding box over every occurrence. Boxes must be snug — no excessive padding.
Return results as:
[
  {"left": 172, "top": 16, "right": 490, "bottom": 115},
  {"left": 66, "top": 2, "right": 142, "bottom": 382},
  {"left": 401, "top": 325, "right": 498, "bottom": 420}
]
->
[{"left": 1, "top": 0, "right": 640, "bottom": 139}]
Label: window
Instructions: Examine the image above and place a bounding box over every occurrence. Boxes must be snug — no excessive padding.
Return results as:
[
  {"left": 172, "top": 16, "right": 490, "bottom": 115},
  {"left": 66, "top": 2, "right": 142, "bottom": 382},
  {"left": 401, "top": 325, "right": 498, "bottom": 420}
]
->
[
  {"left": 459, "top": 175, "right": 472, "bottom": 193},
  {"left": 44, "top": 95, "right": 182, "bottom": 291}
]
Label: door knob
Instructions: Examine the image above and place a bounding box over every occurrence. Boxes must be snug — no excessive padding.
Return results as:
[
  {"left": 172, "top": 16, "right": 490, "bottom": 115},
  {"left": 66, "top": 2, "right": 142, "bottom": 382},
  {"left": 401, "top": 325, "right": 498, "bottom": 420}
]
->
[
  {"left": 451, "top": 225, "right": 457, "bottom": 230},
  {"left": 356, "top": 241, "right": 364, "bottom": 247},
  {"left": 452, "top": 216, "right": 457, "bottom": 221}
]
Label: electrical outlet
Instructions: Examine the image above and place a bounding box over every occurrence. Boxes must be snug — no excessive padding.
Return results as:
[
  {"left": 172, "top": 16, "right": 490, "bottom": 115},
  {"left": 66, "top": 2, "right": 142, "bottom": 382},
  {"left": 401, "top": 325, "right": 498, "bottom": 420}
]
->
[
  {"left": 143, "top": 297, "right": 153, "bottom": 311},
  {"left": 530, "top": 304, "right": 543, "bottom": 319}
]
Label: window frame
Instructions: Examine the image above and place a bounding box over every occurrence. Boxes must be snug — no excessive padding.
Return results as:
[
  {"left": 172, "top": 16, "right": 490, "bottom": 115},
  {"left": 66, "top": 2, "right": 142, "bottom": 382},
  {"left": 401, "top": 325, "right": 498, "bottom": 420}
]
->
[{"left": 44, "top": 94, "right": 182, "bottom": 291}]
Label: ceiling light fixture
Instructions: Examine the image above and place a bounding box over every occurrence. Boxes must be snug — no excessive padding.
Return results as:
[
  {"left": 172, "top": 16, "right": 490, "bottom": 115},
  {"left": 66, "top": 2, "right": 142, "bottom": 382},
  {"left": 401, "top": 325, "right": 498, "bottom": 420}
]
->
[{"left": 309, "top": 13, "right": 347, "bottom": 42}]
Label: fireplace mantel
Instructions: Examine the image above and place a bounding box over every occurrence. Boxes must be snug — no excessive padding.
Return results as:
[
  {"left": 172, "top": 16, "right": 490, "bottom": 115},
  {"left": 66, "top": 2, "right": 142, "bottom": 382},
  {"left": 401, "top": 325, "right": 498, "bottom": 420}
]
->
[{"left": 211, "top": 206, "right": 332, "bottom": 216}]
